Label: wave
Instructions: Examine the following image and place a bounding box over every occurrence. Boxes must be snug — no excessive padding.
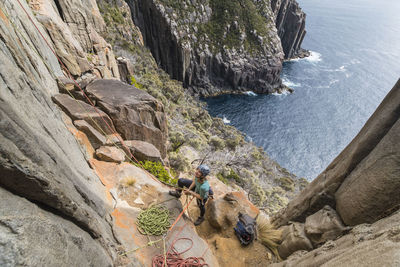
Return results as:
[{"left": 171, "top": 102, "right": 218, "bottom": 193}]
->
[
  {"left": 306, "top": 51, "right": 322, "bottom": 62},
  {"left": 222, "top": 116, "right": 231, "bottom": 124},
  {"left": 288, "top": 51, "right": 322, "bottom": 63},
  {"left": 245, "top": 91, "right": 258, "bottom": 96},
  {"left": 282, "top": 77, "right": 301, "bottom": 87},
  {"left": 272, "top": 90, "right": 291, "bottom": 96}
]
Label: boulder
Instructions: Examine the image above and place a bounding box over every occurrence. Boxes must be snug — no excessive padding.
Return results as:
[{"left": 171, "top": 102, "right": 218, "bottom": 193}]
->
[
  {"left": 278, "top": 222, "right": 313, "bottom": 259},
  {"left": 74, "top": 120, "right": 107, "bottom": 149},
  {"left": 123, "top": 140, "right": 163, "bottom": 163},
  {"left": 271, "top": 210, "right": 400, "bottom": 267},
  {"left": 207, "top": 192, "right": 259, "bottom": 231},
  {"left": 335, "top": 116, "right": 400, "bottom": 225},
  {"left": 304, "top": 206, "right": 347, "bottom": 246},
  {"left": 0, "top": 187, "right": 112, "bottom": 266},
  {"left": 53, "top": 94, "right": 116, "bottom": 135},
  {"left": 86, "top": 79, "right": 168, "bottom": 157},
  {"left": 96, "top": 146, "right": 126, "bottom": 163}
]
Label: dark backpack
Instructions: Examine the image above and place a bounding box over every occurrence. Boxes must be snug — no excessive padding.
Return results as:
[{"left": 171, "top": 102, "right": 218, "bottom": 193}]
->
[{"left": 234, "top": 212, "right": 257, "bottom": 246}]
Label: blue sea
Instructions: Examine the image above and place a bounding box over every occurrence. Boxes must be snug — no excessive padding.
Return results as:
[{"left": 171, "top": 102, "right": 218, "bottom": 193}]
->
[{"left": 205, "top": 0, "right": 400, "bottom": 180}]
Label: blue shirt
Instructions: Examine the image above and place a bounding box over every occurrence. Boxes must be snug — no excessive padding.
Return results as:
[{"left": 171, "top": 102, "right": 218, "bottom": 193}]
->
[{"left": 195, "top": 178, "right": 210, "bottom": 199}]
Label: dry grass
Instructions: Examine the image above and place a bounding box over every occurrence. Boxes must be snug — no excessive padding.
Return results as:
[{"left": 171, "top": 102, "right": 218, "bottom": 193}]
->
[
  {"left": 257, "top": 214, "right": 282, "bottom": 260},
  {"left": 121, "top": 176, "right": 137, "bottom": 187}
]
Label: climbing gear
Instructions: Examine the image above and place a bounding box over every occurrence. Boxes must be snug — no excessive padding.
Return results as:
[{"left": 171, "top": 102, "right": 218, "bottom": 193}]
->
[
  {"left": 152, "top": 223, "right": 209, "bottom": 267},
  {"left": 169, "top": 190, "right": 181, "bottom": 198},
  {"left": 198, "top": 164, "right": 210, "bottom": 176},
  {"left": 136, "top": 205, "right": 171, "bottom": 236},
  {"left": 234, "top": 212, "right": 257, "bottom": 246},
  {"left": 194, "top": 216, "right": 205, "bottom": 226}
]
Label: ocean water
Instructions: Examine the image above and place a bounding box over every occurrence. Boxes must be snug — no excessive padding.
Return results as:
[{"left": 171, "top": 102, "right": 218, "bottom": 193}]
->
[{"left": 204, "top": 0, "right": 400, "bottom": 180}]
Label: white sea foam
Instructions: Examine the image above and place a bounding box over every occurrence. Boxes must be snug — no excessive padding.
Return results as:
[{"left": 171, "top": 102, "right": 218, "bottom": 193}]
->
[
  {"left": 287, "top": 51, "right": 322, "bottom": 63},
  {"left": 245, "top": 91, "right": 258, "bottom": 96},
  {"left": 222, "top": 116, "right": 231, "bottom": 124},
  {"left": 282, "top": 77, "right": 301, "bottom": 87},
  {"left": 306, "top": 51, "right": 322, "bottom": 62},
  {"left": 272, "top": 90, "right": 291, "bottom": 96}
]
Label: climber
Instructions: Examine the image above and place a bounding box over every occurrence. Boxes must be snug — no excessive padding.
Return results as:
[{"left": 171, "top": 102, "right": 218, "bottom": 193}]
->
[{"left": 169, "top": 164, "right": 213, "bottom": 226}]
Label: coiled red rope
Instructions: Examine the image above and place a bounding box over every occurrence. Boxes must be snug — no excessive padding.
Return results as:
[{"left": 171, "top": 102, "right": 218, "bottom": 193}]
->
[{"left": 152, "top": 237, "right": 208, "bottom": 267}]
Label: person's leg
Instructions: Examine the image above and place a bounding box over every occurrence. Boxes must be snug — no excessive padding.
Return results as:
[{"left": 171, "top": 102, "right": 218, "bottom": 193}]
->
[{"left": 194, "top": 198, "right": 207, "bottom": 225}]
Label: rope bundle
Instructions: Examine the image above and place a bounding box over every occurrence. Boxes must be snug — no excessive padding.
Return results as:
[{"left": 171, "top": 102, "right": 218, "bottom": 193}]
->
[
  {"left": 136, "top": 205, "right": 171, "bottom": 236},
  {"left": 152, "top": 237, "right": 209, "bottom": 267}
]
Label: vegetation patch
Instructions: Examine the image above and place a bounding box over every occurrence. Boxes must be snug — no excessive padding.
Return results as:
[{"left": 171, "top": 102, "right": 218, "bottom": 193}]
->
[{"left": 140, "top": 160, "right": 177, "bottom": 185}]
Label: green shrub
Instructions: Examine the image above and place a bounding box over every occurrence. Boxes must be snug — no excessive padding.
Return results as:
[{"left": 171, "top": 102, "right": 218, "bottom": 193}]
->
[
  {"left": 279, "top": 177, "right": 295, "bottom": 192},
  {"left": 169, "top": 131, "right": 185, "bottom": 151},
  {"left": 210, "top": 136, "right": 225, "bottom": 150},
  {"left": 130, "top": 75, "right": 144, "bottom": 90},
  {"left": 226, "top": 137, "right": 240, "bottom": 150},
  {"left": 168, "top": 152, "right": 191, "bottom": 172},
  {"left": 140, "top": 161, "right": 177, "bottom": 185},
  {"left": 226, "top": 168, "right": 241, "bottom": 183},
  {"left": 217, "top": 173, "right": 228, "bottom": 184}
]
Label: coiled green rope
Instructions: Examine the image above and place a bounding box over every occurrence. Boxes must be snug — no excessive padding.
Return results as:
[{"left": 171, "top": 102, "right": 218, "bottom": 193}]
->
[{"left": 136, "top": 205, "right": 171, "bottom": 236}]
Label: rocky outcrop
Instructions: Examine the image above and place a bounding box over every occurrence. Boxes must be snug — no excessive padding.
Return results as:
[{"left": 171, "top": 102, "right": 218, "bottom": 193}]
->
[
  {"left": 53, "top": 94, "right": 116, "bottom": 135},
  {"left": 278, "top": 222, "right": 313, "bottom": 259},
  {"left": 29, "top": 0, "right": 120, "bottom": 78},
  {"left": 96, "top": 146, "right": 126, "bottom": 163},
  {"left": 271, "top": 210, "right": 400, "bottom": 267},
  {"left": 128, "top": 0, "right": 286, "bottom": 95},
  {"left": 86, "top": 79, "right": 168, "bottom": 158},
  {"left": 123, "top": 140, "right": 163, "bottom": 163},
  {"left": 272, "top": 79, "right": 400, "bottom": 227},
  {"left": 0, "top": 0, "right": 118, "bottom": 263},
  {"left": 271, "top": 79, "right": 400, "bottom": 261},
  {"left": 304, "top": 205, "right": 347, "bottom": 247},
  {"left": 0, "top": 187, "right": 112, "bottom": 266},
  {"left": 270, "top": 0, "right": 307, "bottom": 59}
]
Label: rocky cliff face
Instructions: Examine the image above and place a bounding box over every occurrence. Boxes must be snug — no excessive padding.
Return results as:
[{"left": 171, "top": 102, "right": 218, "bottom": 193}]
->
[
  {"left": 271, "top": 0, "right": 307, "bottom": 59},
  {"left": 0, "top": 0, "right": 118, "bottom": 264},
  {"left": 271, "top": 79, "right": 400, "bottom": 264},
  {"left": 127, "top": 0, "right": 287, "bottom": 96}
]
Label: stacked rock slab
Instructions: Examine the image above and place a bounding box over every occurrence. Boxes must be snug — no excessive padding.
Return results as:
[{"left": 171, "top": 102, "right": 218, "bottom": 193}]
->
[{"left": 86, "top": 79, "right": 168, "bottom": 158}]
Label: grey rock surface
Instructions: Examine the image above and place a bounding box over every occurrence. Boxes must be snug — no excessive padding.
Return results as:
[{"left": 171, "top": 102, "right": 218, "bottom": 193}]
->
[
  {"left": 335, "top": 115, "right": 400, "bottom": 225},
  {"left": 271, "top": 210, "right": 400, "bottom": 267},
  {"left": 278, "top": 222, "right": 313, "bottom": 259},
  {"left": 272, "top": 79, "right": 400, "bottom": 227},
  {"left": 53, "top": 93, "right": 116, "bottom": 135},
  {"left": 304, "top": 205, "right": 347, "bottom": 246},
  {"left": 74, "top": 119, "right": 107, "bottom": 149},
  {"left": 86, "top": 79, "right": 168, "bottom": 158},
  {"left": 0, "top": 0, "right": 118, "bottom": 262},
  {"left": 96, "top": 146, "right": 126, "bottom": 163},
  {"left": 123, "top": 140, "right": 163, "bottom": 163},
  {"left": 0, "top": 187, "right": 112, "bottom": 267}
]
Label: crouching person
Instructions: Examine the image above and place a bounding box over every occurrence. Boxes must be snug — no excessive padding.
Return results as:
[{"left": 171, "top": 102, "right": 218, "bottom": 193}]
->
[{"left": 169, "top": 164, "right": 213, "bottom": 226}]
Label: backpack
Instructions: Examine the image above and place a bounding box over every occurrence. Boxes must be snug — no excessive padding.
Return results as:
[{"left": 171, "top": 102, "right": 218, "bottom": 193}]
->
[{"left": 234, "top": 212, "right": 257, "bottom": 246}]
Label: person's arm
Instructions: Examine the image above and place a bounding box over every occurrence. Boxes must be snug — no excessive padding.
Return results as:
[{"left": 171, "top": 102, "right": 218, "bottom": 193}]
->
[
  {"left": 186, "top": 190, "right": 202, "bottom": 200},
  {"left": 188, "top": 180, "right": 196, "bottom": 190}
]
